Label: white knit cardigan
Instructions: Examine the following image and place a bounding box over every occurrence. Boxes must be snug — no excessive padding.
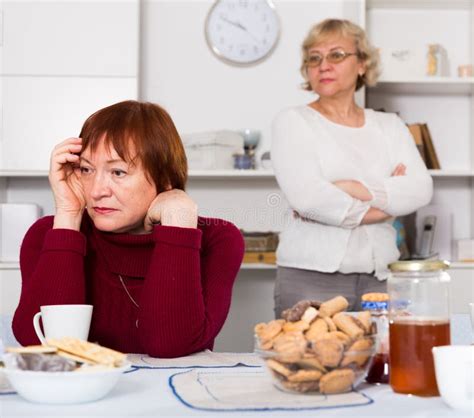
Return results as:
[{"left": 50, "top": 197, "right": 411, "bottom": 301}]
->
[{"left": 271, "top": 106, "right": 433, "bottom": 280}]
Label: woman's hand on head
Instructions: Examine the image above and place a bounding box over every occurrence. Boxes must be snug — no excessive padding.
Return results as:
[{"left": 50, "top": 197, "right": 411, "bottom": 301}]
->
[
  {"left": 144, "top": 189, "right": 198, "bottom": 232},
  {"left": 49, "top": 137, "right": 86, "bottom": 230}
]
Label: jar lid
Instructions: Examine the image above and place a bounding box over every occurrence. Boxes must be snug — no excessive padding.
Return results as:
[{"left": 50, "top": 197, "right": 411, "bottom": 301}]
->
[{"left": 388, "top": 259, "right": 450, "bottom": 272}]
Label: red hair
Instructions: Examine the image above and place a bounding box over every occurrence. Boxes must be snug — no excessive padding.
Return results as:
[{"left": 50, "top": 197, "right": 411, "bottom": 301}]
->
[{"left": 79, "top": 100, "right": 187, "bottom": 192}]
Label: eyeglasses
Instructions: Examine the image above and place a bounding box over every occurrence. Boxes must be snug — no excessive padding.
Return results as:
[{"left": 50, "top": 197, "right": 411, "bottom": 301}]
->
[{"left": 305, "top": 50, "right": 359, "bottom": 68}]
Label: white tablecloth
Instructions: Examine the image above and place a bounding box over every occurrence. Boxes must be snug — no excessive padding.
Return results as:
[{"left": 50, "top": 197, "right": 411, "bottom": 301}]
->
[{"left": 1, "top": 360, "right": 471, "bottom": 418}]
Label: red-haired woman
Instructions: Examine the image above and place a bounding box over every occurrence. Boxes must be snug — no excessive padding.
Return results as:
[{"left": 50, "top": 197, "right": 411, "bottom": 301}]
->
[{"left": 13, "top": 100, "right": 244, "bottom": 357}]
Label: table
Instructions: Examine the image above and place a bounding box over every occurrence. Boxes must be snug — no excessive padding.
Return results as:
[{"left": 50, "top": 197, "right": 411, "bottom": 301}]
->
[{"left": 1, "top": 358, "right": 471, "bottom": 418}]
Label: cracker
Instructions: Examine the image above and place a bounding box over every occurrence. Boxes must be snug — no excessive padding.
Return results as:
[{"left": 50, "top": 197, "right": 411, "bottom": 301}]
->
[
  {"left": 47, "top": 338, "right": 126, "bottom": 367},
  {"left": 6, "top": 345, "right": 57, "bottom": 354}
]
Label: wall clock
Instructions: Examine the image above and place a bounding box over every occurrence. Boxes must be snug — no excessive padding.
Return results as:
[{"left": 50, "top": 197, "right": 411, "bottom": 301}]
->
[{"left": 205, "top": 0, "right": 280, "bottom": 66}]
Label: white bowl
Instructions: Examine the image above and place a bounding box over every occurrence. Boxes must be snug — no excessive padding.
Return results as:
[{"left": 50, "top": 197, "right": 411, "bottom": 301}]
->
[
  {"left": 2, "top": 362, "right": 131, "bottom": 404},
  {"left": 432, "top": 345, "right": 473, "bottom": 412}
]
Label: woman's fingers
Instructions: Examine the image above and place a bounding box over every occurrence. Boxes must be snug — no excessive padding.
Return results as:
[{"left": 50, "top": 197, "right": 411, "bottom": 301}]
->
[{"left": 391, "top": 163, "right": 407, "bottom": 176}]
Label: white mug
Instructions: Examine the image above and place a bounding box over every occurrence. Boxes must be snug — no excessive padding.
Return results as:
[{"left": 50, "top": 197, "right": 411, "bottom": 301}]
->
[
  {"left": 432, "top": 345, "right": 474, "bottom": 412},
  {"left": 33, "top": 304, "right": 93, "bottom": 345}
]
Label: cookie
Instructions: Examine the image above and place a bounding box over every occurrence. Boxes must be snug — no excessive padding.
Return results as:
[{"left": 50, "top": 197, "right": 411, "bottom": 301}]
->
[
  {"left": 287, "top": 369, "right": 323, "bottom": 382},
  {"left": 283, "top": 320, "right": 310, "bottom": 333},
  {"left": 323, "top": 316, "right": 338, "bottom": 332},
  {"left": 280, "top": 379, "right": 320, "bottom": 393},
  {"left": 265, "top": 359, "right": 293, "bottom": 377},
  {"left": 297, "top": 355, "right": 327, "bottom": 373},
  {"left": 319, "top": 369, "right": 355, "bottom": 394},
  {"left": 254, "top": 319, "right": 284, "bottom": 344},
  {"left": 341, "top": 338, "right": 374, "bottom": 367},
  {"left": 319, "top": 296, "right": 349, "bottom": 318},
  {"left": 300, "top": 307, "right": 319, "bottom": 324},
  {"left": 305, "top": 318, "right": 328, "bottom": 341},
  {"left": 356, "top": 311, "right": 372, "bottom": 334},
  {"left": 333, "top": 313, "right": 364, "bottom": 339},
  {"left": 312, "top": 339, "right": 344, "bottom": 368}
]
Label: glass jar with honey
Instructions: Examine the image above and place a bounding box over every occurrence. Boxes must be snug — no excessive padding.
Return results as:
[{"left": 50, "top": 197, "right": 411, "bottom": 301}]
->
[{"left": 387, "top": 260, "right": 451, "bottom": 397}]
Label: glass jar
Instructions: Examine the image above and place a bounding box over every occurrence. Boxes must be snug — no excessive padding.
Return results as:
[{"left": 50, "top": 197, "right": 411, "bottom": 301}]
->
[
  {"left": 362, "top": 293, "right": 390, "bottom": 384},
  {"left": 387, "top": 260, "right": 451, "bottom": 397}
]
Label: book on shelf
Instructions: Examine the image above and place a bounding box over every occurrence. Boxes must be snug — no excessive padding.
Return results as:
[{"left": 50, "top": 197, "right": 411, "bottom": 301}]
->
[{"left": 407, "top": 123, "right": 441, "bottom": 169}]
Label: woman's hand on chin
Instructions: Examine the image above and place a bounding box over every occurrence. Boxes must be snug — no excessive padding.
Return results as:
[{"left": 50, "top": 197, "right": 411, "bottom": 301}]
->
[{"left": 144, "top": 189, "right": 198, "bottom": 232}]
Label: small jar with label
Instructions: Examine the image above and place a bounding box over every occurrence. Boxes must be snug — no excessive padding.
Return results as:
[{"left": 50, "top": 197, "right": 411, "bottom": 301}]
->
[{"left": 362, "top": 292, "right": 390, "bottom": 384}]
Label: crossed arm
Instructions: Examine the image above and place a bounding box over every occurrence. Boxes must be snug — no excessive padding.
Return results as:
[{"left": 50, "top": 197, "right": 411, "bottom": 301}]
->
[{"left": 331, "top": 163, "right": 406, "bottom": 225}]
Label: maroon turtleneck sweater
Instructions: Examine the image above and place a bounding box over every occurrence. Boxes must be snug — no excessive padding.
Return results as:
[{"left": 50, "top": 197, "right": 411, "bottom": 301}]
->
[{"left": 12, "top": 214, "right": 244, "bottom": 357}]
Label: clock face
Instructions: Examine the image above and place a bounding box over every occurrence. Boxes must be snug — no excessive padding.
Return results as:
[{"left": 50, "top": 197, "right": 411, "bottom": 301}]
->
[{"left": 205, "top": 0, "right": 280, "bottom": 65}]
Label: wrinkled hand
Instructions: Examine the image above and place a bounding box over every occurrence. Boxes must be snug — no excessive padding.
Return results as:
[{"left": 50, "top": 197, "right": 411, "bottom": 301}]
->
[
  {"left": 49, "top": 138, "right": 86, "bottom": 229},
  {"left": 144, "top": 189, "right": 198, "bottom": 232}
]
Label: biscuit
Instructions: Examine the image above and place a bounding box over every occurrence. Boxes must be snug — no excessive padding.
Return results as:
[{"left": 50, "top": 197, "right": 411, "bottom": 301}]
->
[
  {"left": 265, "top": 359, "right": 293, "bottom": 377},
  {"left": 281, "top": 379, "right": 320, "bottom": 393},
  {"left": 341, "top": 338, "right": 374, "bottom": 367},
  {"left": 319, "top": 369, "right": 355, "bottom": 394},
  {"left": 47, "top": 337, "right": 126, "bottom": 367},
  {"left": 254, "top": 319, "right": 284, "bottom": 344},
  {"left": 356, "top": 311, "right": 372, "bottom": 334},
  {"left": 287, "top": 369, "right": 323, "bottom": 382},
  {"left": 272, "top": 333, "right": 307, "bottom": 362},
  {"left": 319, "top": 296, "right": 349, "bottom": 318},
  {"left": 300, "top": 307, "right": 318, "bottom": 324},
  {"left": 312, "top": 339, "right": 344, "bottom": 368},
  {"left": 283, "top": 320, "right": 310, "bottom": 333},
  {"left": 281, "top": 300, "right": 321, "bottom": 322},
  {"left": 305, "top": 318, "right": 328, "bottom": 341},
  {"left": 313, "top": 331, "right": 352, "bottom": 347},
  {"left": 323, "top": 316, "right": 338, "bottom": 332},
  {"left": 297, "top": 355, "right": 327, "bottom": 372},
  {"left": 333, "top": 313, "right": 364, "bottom": 339}
]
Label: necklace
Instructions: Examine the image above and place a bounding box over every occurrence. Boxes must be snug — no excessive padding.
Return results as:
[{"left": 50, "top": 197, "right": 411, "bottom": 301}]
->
[{"left": 118, "top": 274, "right": 140, "bottom": 308}]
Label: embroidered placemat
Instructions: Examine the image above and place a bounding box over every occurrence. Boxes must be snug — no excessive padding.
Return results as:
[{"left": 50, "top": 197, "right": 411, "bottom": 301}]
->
[
  {"left": 169, "top": 368, "right": 373, "bottom": 411},
  {"left": 127, "top": 350, "right": 263, "bottom": 369}
]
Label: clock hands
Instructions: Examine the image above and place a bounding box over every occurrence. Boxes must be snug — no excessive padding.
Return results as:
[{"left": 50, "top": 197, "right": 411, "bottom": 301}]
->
[
  {"left": 220, "top": 15, "right": 260, "bottom": 44},
  {"left": 220, "top": 15, "right": 246, "bottom": 31}
]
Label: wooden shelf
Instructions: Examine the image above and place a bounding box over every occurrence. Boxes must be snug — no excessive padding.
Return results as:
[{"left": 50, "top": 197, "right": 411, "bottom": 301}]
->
[
  {"left": 367, "top": 0, "right": 472, "bottom": 10},
  {"left": 0, "top": 262, "right": 20, "bottom": 270},
  {"left": 371, "top": 78, "right": 474, "bottom": 95},
  {"left": 429, "top": 170, "right": 474, "bottom": 178},
  {"left": 450, "top": 261, "right": 474, "bottom": 270}
]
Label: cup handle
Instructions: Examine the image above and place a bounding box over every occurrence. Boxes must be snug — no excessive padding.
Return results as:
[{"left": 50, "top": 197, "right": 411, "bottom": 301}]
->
[{"left": 33, "top": 312, "right": 47, "bottom": 345}]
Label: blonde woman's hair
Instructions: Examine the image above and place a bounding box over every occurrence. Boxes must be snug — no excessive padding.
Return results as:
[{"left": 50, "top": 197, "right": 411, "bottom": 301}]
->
[{"left": 300, "top": 18, "right": 380, "bottom": 91}]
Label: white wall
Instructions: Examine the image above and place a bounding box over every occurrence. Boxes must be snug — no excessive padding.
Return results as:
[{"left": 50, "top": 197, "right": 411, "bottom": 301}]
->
[{"left": 141, "top": 0, "right": 362, "bottom": 154}]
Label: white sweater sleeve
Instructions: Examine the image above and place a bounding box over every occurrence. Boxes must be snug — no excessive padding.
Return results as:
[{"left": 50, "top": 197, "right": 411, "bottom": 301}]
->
[
  {"left": 271, "top": 108, "right": 370, "bottom": 229},
  {"left": 367, "top": 114, "right": 433, "bottom": 216}
]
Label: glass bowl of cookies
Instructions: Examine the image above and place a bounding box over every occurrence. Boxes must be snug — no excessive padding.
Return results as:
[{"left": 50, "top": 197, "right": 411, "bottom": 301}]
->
[
  {"left": 254, "top": 296, "right": 377, "bottom": 394},
  {"left": 2, "top": 337, "right": 130, "bottom": 404}
]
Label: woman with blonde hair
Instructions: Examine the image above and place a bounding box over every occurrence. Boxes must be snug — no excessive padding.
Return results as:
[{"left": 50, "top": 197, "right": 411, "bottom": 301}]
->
[{"left": 271, "top": 19, "right": 432, "bottom": 315}]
